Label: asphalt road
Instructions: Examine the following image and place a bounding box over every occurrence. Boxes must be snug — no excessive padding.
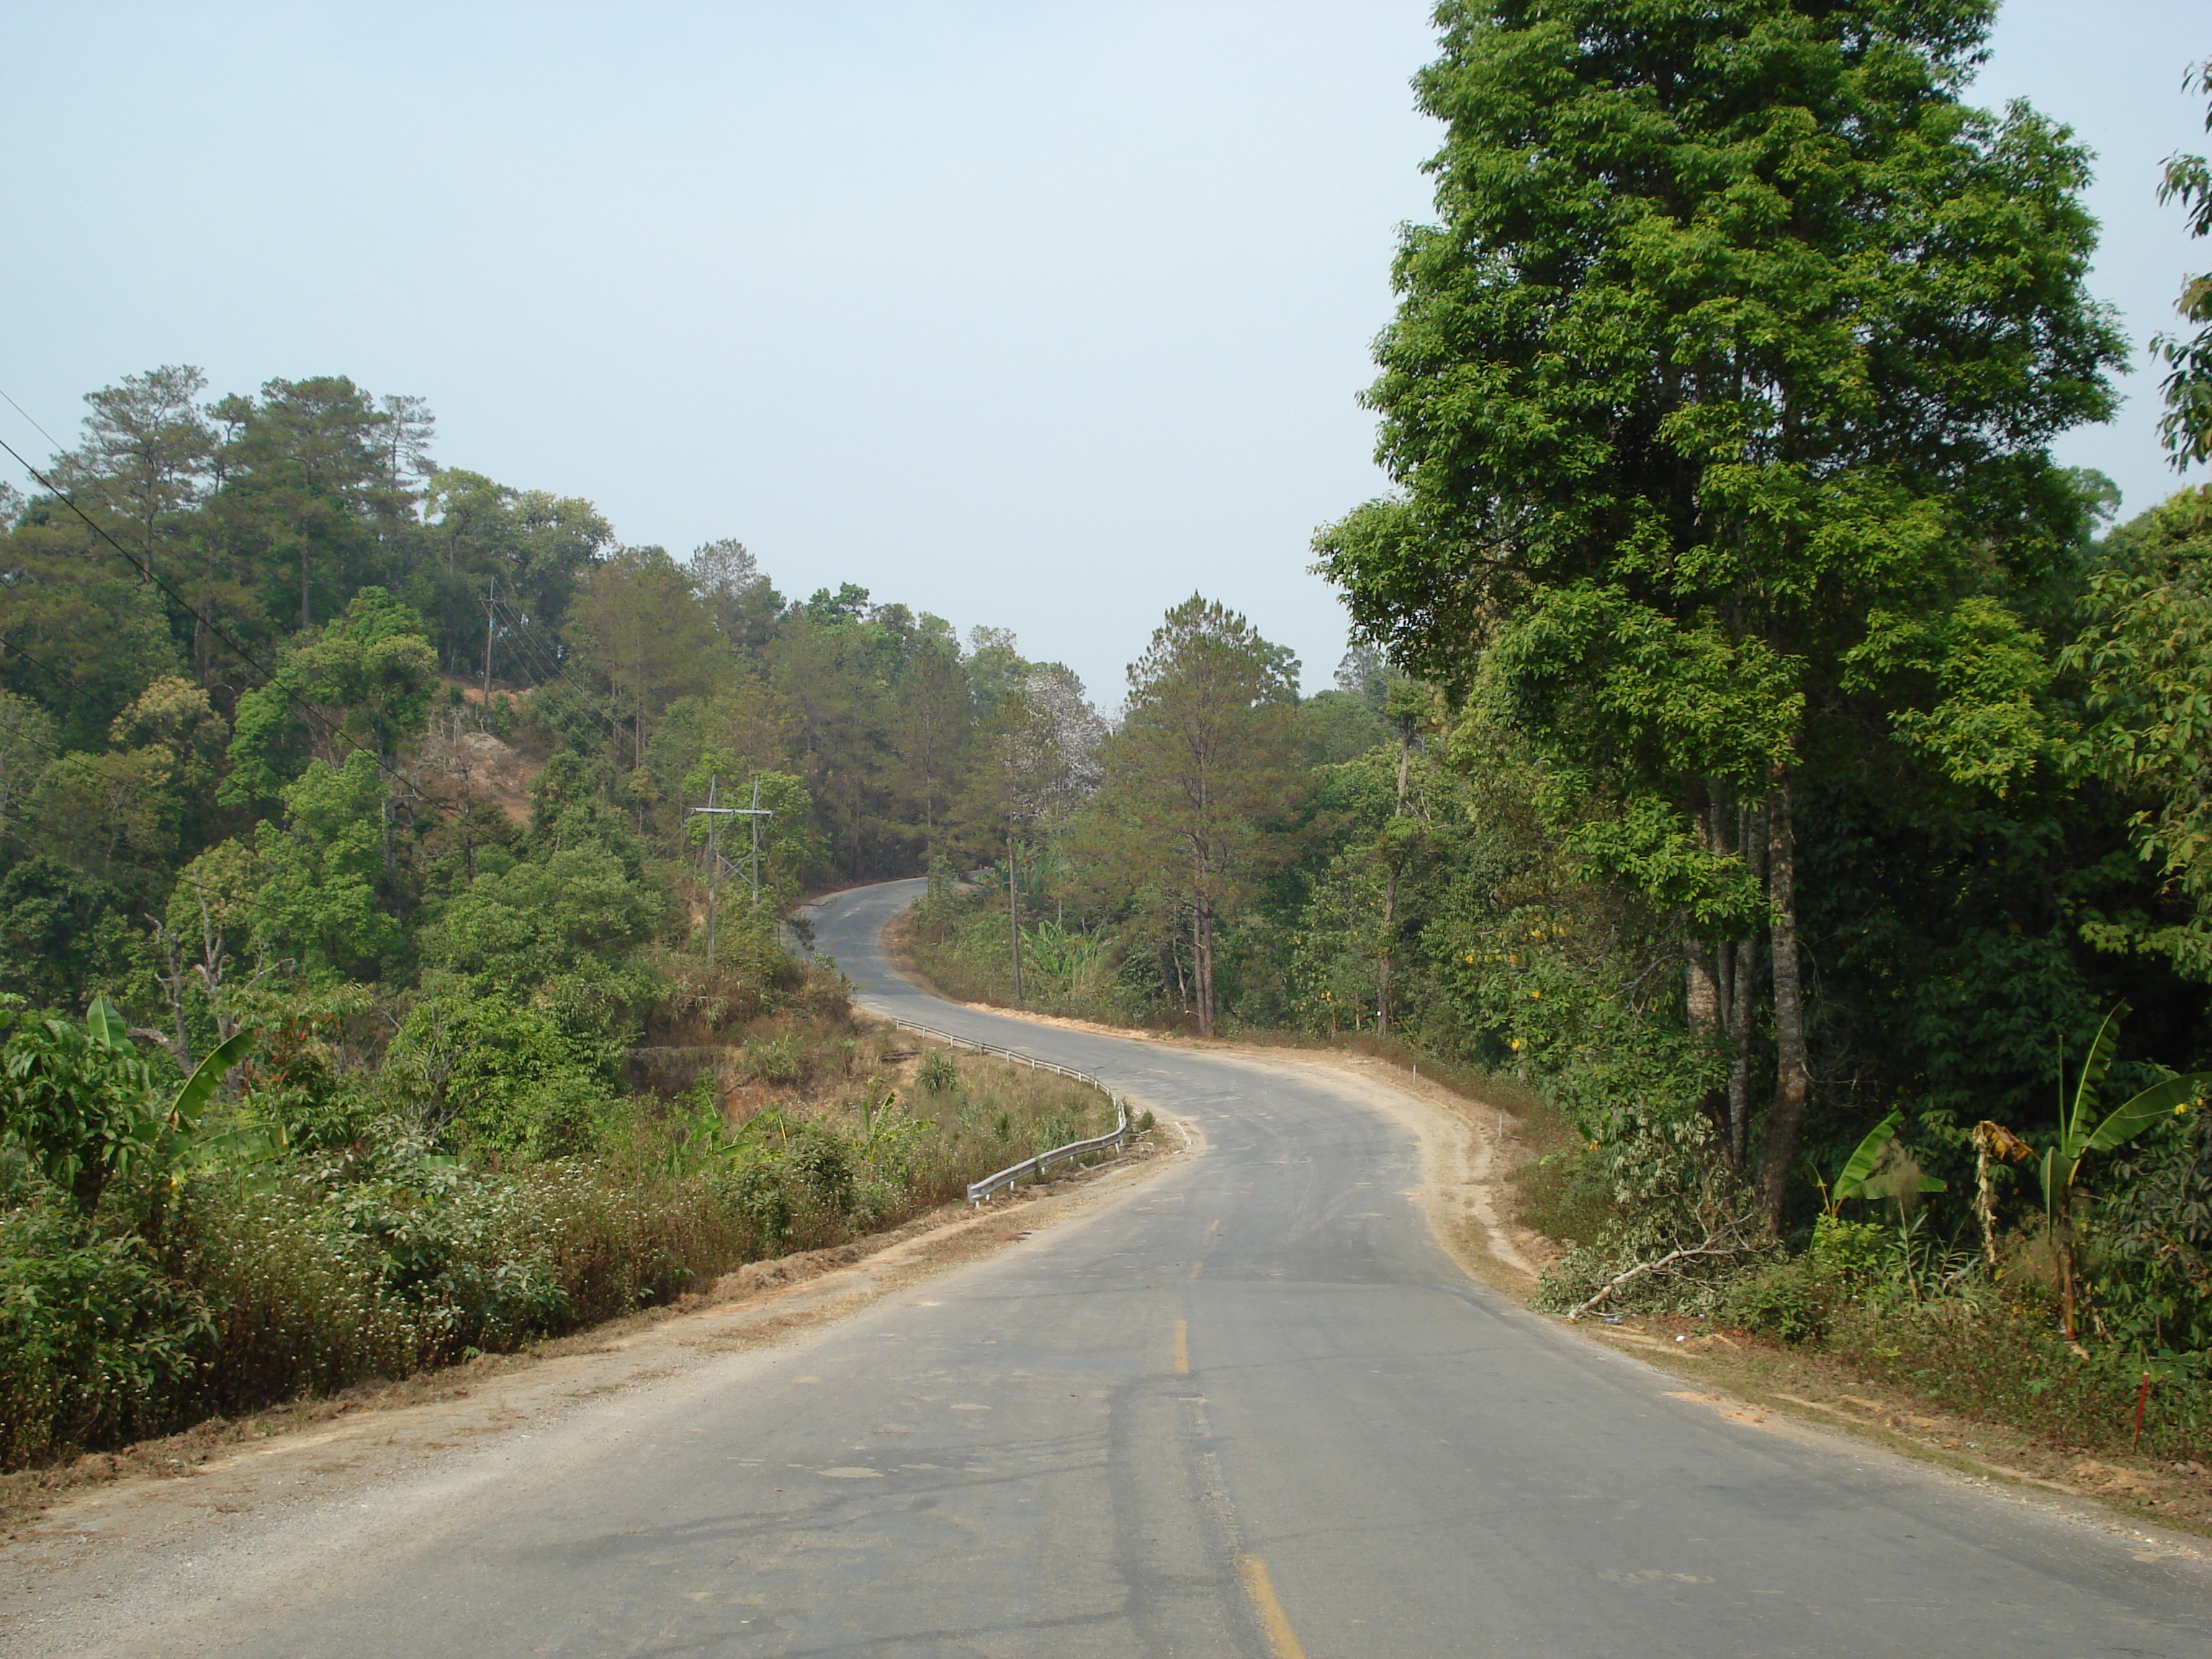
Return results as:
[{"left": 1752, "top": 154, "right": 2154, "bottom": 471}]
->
[{"left": 112, "top": 880, "right": 2212, "bottom": 1657}]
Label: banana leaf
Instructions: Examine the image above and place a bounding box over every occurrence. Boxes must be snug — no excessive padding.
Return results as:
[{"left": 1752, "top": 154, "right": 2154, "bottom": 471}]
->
[
  {"left": 166, "top": 1029, "right": 255, "bottom": 1130},
  {"left": 2065, "top": 1001, "right": 2130, "bottom": 1145},
  {"left": 86, "top": 996, "right": 130, "bottom": 1048},
  {"left": 2082, "top": 1071, "right": 2211, "bottom": 1154},
  {"left": 1832, "top": 1110, "right": 1903, "bottom": 1202}
]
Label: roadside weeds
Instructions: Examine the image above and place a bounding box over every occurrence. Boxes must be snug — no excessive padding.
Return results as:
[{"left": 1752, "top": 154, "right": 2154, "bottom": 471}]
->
[{"left": 0, "top": 1117, "right": 1187, "bottom": 1539}]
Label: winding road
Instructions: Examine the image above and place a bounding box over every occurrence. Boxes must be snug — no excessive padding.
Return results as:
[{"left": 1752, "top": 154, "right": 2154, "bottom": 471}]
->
[{"left": 22, "top": 878, "right": 2211, "bottom": 1658}]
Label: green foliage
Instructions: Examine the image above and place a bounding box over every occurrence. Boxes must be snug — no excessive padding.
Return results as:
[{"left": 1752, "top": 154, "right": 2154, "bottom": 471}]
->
[
  {"left": 2042, "top": 1003, "right": 2211, "bottom": 1234},
  {"left": 2153, "top": 59, "right": 2212, "bottom": 469},
  {"left": 742, "top": 1033, "right": 801, "bottom": 1086},
  {"left": 1725, "top": 1257, "right": 1832, "bottom": 1346},
  {"left": 1316, "top": 0, "right": 2131, "bottom": 1220},
  {"left": 1533, "top": 1118, "right": 1767, "bottom": 1317},
  {"left": 1832, "top": 1300, "right": 2212, "bottom": 1465},
  {"left": 424, "top": 843, "right": 656, "bottom": 989},
  {"left": 0, "top": 999, "right": 169, "bottom": 1215},
  {"left": 0, "top": 1170, "right": 212, "bottom": 1464},
  {"left": 0, "top": 356, "right": 1168, "bottom": 1467},
  {"left": 2094, "top": 1106, "right": 2212, "bottom": 1355},
  {"left": 1075, "top": 595, "right": 1302, "bottom": 1035},
  {"left": 2062, "top": 488, "right": 2212, "bottom": 978},
  {"left": 251, "top": 750, "right": 404, "bottom": 982},
  {"left": 222, "top": 588, "right": 438, "bottom": 804},
  {"left": 1724, "top": 1218, "right": 1890, "bottom": 1344},
  {"left": 388, "top": 995, "right": 616, "bottom": 1159}
]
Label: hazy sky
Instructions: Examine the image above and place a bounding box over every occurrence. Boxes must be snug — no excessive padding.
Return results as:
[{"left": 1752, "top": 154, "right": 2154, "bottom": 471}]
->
[{"left": 3, "top": 1, "right": 2206, "bottom": 703}]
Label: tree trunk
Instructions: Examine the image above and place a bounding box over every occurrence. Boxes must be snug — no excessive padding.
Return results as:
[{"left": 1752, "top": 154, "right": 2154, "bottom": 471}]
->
[
  {"left": 1685, "top": 935, "right": 1720, "bottom": 1032},
  {"left": 1754, "top": 777, "right": 1808, "bottom": 1231},
  {"left": 1686, "top": 795, "right": 1727, "bottom": 1147},
  {"left": 1725, "top": 799, "right": 1767, "bottom": 1174},
  {"left": 1008, "top": 841, "right": 1023, "bottom": 1005},
  {"left": 1192, "top": 886, "right": 1215, "bottom": 1038},
  {"left": 1686, "top": 926, "right": 1721, "bottom": 1138},
  {"left": 2057, "top": 1213, "right": 2080, "bottom": 1341},
  {"left": 1377, "top": 864, "right": 1396, "bottom": 1037},
  {"left": 482, "top": 585, "right": 495, "bottom": 730}
]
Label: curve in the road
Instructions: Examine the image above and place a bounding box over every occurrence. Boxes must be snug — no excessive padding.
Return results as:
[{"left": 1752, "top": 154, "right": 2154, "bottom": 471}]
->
[{"left": 71, "top": 880, "right": 2212, "bottom": 1658}]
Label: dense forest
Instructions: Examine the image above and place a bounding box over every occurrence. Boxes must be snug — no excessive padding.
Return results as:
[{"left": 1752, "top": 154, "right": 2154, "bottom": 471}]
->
[
  {"left": 0, "top": 364, "right": 1143, "bottom": 1465},
  {"left": 6, "top": 0, "right": 2212, "bottom": 1472}
]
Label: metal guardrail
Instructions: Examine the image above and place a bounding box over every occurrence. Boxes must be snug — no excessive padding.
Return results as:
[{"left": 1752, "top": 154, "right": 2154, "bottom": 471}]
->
[{"left": 878, "top": 1015, "right": 1138, "bottom": 1204}]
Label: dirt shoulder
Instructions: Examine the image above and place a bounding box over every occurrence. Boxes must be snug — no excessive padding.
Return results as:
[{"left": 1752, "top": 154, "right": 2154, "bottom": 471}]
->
[{"left": 0, "top": 1123, "right": 1187, "bottom": 1615}]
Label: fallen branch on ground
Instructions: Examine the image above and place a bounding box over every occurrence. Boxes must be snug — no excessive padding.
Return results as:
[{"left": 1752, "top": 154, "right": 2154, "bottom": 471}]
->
[{"left": 1565, "top": 1233, "right": 1765, "bottom": 1321}]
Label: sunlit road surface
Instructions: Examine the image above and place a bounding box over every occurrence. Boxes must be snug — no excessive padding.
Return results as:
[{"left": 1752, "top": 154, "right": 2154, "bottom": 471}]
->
[{"left": 195, "top": 880, "right": 2206, "bottom": 1657}]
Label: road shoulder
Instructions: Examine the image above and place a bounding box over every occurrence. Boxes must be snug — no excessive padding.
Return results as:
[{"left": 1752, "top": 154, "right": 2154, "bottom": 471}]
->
[
  {"left": 882, "top": 986, "right": 2212, "bottom": 1552},
  {"left": 0, "top": 1125, "right": 1187, "bottom": 1651}
]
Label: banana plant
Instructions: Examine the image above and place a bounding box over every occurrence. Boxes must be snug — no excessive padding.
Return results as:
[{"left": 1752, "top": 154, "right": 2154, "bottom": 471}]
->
[
  {"left": 1817, "top": 1110, "right": 1946, "bottom": 1218},
  {"left": 2042, "top": 1002, "right": 2212, "bottom": 1340},
  {"left": 91, "top": 999, "right": 260, "bottom": 1174},
  {"left": 166, "top": 1028, "right": 256, "bottom": 1135},
  {"left": 86, "top": 997, "right": 253, "bottom": 1136}
]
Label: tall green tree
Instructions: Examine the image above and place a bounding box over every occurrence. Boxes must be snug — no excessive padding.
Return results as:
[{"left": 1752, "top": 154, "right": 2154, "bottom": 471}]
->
[
  {"left": 2064, "top": 487, "right": 2212, "bottom": 979},
  {"left": 1090, "top": 596, "right": 1300, "bottom": 1037},
  {"left": 48, "top": 366, "right": 214, "bottom": 577},
  {"left": 211, "top": 376, "right": 409, "bottom": 635},
  {"left": 1317, "top": 0, "right": 2124, "bottom": 1223},
  {"left": 224, "top": 588, "right": 438, "bottom": 804},
  {"left": 2155, "top": 57, "right": 2212, "bottom": 469},
  {"left": 568, "top": 546, "right": 729, "bottom": 768}
]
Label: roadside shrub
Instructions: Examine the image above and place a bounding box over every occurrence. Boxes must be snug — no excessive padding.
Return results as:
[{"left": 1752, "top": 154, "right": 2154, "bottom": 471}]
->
[
  {"left": 1832, "top": 1298, "right": 2212, "bottom": 1464},
  {"left": 2092, "top": 1108, "right": 2212, "bottom": 1357},
  {"left": 709, "top": 1159, "right": 792, "bottom": 1256},
  {"left": 1725, "top": 1257, "right": 1833, "bottom": 1345},
  {"left": 0, "top": 1011, "right": 1125, "bottom": 1470},
  {"left": 744, "top": 1033, "right": 801, "bottom": 1086},
  {"left": 174, "top": 1176, "right": 445, "bottom": 1409},
  {"left": 1807, "top": 1215, "right": 1889, "bottom": 1287},
  {"left": 331, "top": 1171, "right": 572, "bottom": 1344},
  {"left": 917, "top": 1049, "right": 958, "bottom": 1094},
  {"left": 0, "top": 1175, "right": 212, "bottom": 1463},
  {"left": 786, "top": 1124, "right": 853, "bottom": 1213}
]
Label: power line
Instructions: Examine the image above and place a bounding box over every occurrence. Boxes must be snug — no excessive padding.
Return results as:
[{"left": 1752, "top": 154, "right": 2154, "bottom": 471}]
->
[
  {"left": 0, "top": 430, "right": 288, "bottom": 691},
  {"left": 489, "top": 606, "right": 608, "bottom": 731},
  {"left": 0, "top": 419, "right": 439, "bottom": 811},
  {"left": 0, "top": 387, "right": 66, "bottom": 456},
  {"left": 490, "top": 591, "right": 630, "bottom": 739},
  {"left": 0, "top": 640, "right": 76, "bottom": 760}
]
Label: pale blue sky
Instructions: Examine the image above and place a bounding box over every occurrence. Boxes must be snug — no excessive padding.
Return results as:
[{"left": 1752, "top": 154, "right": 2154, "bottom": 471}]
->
[{"left": 2, "top": 2, "right": 2205, "bottom": 702}]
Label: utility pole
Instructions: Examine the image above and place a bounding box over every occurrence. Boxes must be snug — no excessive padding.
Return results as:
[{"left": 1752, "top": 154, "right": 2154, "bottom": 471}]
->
[
  {"left": 747, "top": 775, "right": 764, "bottom": 907},
  {"left": 1009, "top": 837, "right": 1023, "bottom": 1004},
  {"left": 688, "top": 775, "right": 773, "bottom": 962},
  {"left": 480, "top": 581, "right": 497, "bottom": 730},
  {"left": 703, "top": 774, "right": 720, "bottom": 962}
]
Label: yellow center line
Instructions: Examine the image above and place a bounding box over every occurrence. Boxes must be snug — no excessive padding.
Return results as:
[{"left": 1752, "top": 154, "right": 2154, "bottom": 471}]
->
[
  {"left": 1236, "top": 1555, "right": 1308, "bottom": 1659},
  {"left": 1208, "top": 1218, "right": 1221, "bottom": 1234},
  {"left": 1189, "top": 1260, "right": 1202, "bottom": 1280},
  {"left": 1174, "top": 1319, "right": 1189, "bottom": 1375}
]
